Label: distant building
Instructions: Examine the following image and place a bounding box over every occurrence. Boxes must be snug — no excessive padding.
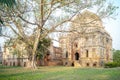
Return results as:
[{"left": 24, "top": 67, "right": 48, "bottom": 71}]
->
[
  {"left": 2, "top": 41, "right": 62, "bottom": 67},
  {"left": 53, "top": 46, "right": 62, "bottom": 60},
  {"left": 59, "top": 10, "right": 112, "bottom": 67},
  {"left": 2, "top": 41, "right": 29, "bottom": 67},
  {"left": 42, "top": 43, "right": 62, "bottom": 66}
]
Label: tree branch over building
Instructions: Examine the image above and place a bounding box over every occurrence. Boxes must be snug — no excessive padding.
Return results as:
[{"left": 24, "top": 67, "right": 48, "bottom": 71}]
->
[{"left": 0, "top": 0, "right": 118, "bottom": 68}]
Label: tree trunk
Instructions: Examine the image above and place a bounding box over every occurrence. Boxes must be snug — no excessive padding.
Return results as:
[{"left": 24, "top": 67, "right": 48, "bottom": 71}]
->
[
  {"left": 30, "top": 29, "right": 41, "bottom": 68},
  {"left": 27, "top": 0, "right": 44, "bottom": 69}
]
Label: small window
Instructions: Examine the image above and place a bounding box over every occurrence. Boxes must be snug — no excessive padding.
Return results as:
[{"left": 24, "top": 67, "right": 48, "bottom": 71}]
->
[
  {"left": 93, "top": 62, "right": 97, "bottom": 67},
  {"left": 86, "top": 63, "right": 89, "bottom": 67},
  {"left": 66, "top": 51, "right": 68, "bottom": 58},
  {"left": 106, "top": 38, "right": 109, "bottom": 43},
  {"left": 65, "top": 62, "right": 67, "bottom": 65},
  {"left": 13, "top": 62, "right": 15, "bottom": 66},
  {"left": 74, "top": 43, "right": 78, "bottom": 48},
  {"left": 24, "top": 62, "right": 26, "bottom": 67},
  {"left": 71, "top": 62, "right": 74, "bottom": 66},
  {"left": 86, "top": 50, "right": 89, "bottom": 57},
  {"left": 76, "top": 44, "right": 78, "bottom": 48}
]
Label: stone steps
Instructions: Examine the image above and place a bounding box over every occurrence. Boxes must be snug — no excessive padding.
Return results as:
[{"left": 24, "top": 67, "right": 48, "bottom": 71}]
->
[{"left": 74, "top": 61, "right": 81, "bottom": 67}]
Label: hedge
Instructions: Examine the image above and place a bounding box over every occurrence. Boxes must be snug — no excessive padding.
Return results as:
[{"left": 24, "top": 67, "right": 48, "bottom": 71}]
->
[{"left": 104, "top": 62, "right": 120, "bottom": 68}]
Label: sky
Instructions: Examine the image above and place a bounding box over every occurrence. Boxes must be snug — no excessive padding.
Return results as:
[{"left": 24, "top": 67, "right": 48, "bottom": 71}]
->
[{"left": 103, "top": 0, "right": 120, "bottom": 50}]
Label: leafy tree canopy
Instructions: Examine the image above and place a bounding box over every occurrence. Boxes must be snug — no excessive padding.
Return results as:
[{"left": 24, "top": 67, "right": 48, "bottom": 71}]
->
[
  {"left": 0, "top": 0, "right": 16, "bottom": 7},
  {"left": 36, "top": 38, "right": 51, "bottom": 59},
  {"left": 113, "top": 50, "right": 120, "bottom": 63},
  {"left": 0, "top": 0, "right": 16, "bottom": 24}
]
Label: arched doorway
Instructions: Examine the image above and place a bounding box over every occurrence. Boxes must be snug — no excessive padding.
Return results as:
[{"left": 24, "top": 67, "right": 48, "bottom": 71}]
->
[{"left": 75, "top": 52, "right": 79, "bottom": 60}]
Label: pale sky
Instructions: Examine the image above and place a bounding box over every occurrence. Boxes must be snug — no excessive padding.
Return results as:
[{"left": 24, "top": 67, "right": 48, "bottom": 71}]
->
[{"left": 103, "top": 0, "right": 120, "bottom": 50}]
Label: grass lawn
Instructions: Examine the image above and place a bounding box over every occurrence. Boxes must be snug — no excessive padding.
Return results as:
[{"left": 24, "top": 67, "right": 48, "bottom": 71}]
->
[{"left": 0, "top": 65, "right": 120, "bottom": 80}]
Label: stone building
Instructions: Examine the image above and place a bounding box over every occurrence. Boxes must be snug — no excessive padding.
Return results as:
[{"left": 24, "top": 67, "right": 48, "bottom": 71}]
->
[
  {"left": 2, "top": 40, "right": 62, "bottom": 67},
  {"left": 59, "top": 10, "right": 112, "bottom": 67},
  {"left": 52, "top": 47, "right": 62, "bottom": 60},
  {"left": 41, "top": 44, "right": 62, "bottom": 66},
  {"left": 2, "top": 41, "right": 29, "bottom": 67}
]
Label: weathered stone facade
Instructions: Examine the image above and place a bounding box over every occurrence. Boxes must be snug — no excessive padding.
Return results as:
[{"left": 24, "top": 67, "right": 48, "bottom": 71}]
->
[
  {"left": 2, "top": 41, "right": 62, "bottom": 67},
  {"left": 43, "top": 45, "right": 62, "bottom": 66},
  {"left": 60, "top": 10, "right": 112, "bottom": 67},
  {"left": 2, "top": 41, "right": 29, "bottom": 67}
]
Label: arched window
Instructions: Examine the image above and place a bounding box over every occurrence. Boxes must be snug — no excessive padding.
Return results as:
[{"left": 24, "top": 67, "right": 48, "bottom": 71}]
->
[{"left": 75, "top": 52, "right": 79, "bottom": 60}]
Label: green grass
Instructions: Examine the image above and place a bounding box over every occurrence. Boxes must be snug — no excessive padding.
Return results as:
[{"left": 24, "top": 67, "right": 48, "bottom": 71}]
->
[{"left": 0, "top": 65, "right": 120, "bottom": 80}]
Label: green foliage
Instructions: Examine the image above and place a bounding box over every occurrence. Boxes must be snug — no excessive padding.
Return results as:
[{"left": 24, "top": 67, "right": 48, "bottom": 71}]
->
[
  {"left": 113, "top": 50, "right": 120, "bottom": 64},
  {"left": 0, "top": 0, "right": 16, "bottom": 24},
  {"left": 37, "top": 38, "right": 51, "bottom": 50},
  {"left": 104, "top": 62, "right": 120, "bottom": 68},
  {"left": 36, "top": 38, "right": 51, "bottom": 59},
  {"left": 105, "top": 50, "right": 120, "bottom": 68},
  {"left": 0, "top": 0, "right": 16, "bottom": 7},
  {"left": 0, "top": 19, "right": 3, "bottom": 24}
]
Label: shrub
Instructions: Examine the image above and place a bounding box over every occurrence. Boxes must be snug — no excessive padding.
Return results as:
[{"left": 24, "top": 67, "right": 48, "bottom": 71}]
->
[
  {"left": 113, "top": 50, "right": 120, "bottom": 64},
  {"left": 104, "top": 62, "right": 120, "bottom": 68}
]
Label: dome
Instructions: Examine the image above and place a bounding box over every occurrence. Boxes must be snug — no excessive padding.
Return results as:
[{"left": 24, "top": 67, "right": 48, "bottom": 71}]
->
[
  {"left": 71, "top": 10, "right": 103, "bottom": 30},
  {"left": 79, "top": 10, "right": 101, "bottom": 20}
]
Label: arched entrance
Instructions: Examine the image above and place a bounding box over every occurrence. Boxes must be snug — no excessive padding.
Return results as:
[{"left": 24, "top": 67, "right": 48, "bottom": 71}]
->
[{"left": 75, "top": 52, "right": 79, "bottom": 60}]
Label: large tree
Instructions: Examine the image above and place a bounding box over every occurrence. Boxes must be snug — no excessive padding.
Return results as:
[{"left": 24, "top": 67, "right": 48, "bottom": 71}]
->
[{"left": 0, "top": 0, "right": 118, "bottom": 68}]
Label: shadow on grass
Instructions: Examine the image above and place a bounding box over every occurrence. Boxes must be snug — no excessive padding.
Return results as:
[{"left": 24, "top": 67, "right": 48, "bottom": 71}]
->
[
  {"left": 0, "top": 65, "right": 21, "bottom": 69},
  {"left": 0, "top": 65, "right": 46, "bottom": 79},
  {"left": 0, "top": 71, "right": 31, "bottom": 78},
  {"left": 0, "top": 70, "right": 45, "bottom": 79}
]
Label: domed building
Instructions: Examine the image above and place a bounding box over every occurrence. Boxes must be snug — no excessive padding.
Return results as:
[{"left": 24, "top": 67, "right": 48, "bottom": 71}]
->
[{"left": 59, "top": 10, "right": 112, "bottom": 67}]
